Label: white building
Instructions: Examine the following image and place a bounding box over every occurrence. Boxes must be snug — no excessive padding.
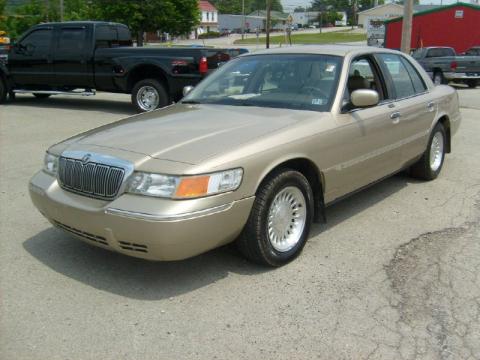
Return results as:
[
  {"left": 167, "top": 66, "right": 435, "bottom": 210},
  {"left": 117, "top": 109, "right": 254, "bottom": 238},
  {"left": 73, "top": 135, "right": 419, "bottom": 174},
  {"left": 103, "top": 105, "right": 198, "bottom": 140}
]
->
[
  {"left": 357, "top": 3, "right": 404, "bottom": 28},
  {"left": 197, "top": 0, "right": 218, "bottom": 34}
]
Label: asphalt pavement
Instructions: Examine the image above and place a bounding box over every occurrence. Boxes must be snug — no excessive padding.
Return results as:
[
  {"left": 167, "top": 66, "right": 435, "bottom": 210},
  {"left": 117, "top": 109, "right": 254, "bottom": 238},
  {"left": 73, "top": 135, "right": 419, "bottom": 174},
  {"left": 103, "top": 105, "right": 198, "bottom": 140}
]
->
[{"left": 1, "top": 85, "right": 479, "bottom": 359}]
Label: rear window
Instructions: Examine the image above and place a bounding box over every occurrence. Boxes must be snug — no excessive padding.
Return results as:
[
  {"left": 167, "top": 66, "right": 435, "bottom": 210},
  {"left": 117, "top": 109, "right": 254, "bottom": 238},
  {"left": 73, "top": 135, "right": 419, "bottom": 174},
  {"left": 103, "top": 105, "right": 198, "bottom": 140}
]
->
[
  {"left": 57, "top": 28, "right": 86, "bottom": 56},
  {"left": 426, "top": 48, "right": 456, "bottom": 58},
  {"left": 95, "top": 25, "right": 117, "bottom": 48}
]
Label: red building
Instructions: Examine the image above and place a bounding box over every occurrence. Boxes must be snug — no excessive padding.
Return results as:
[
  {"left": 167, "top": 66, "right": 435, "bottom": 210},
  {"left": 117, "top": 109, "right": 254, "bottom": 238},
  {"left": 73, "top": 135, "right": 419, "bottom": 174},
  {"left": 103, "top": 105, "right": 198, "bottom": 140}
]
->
[{"left": 384, "top": 2, "right": 480, "bottom": 53}]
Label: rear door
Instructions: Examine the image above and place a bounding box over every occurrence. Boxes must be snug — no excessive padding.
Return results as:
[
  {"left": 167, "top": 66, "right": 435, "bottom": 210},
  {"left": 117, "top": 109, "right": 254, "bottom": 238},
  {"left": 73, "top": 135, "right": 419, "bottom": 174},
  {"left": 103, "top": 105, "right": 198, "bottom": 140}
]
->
[
  {"left": 9, "top": 27, "right": 54, "bottom": 86},
  {"left": 375, "top": 53, "right": 437, "bottom": 167},
  {"left": 53, "top": 25, "right": 93, "bottom": 87}
]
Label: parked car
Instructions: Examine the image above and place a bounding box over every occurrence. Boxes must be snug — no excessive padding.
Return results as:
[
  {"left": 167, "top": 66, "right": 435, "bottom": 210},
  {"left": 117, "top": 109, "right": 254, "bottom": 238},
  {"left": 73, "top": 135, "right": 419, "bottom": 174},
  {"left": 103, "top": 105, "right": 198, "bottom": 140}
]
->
[
  {"left": 464, "top": 46, "right": 480, "bottom": 56},
  {"left": 0, "top": 21, "right": 244, "bottom": 112},
  {"left": 30, "top": 45, "right": 461, "bottom": 266},
  {"left": 412, "top": 46, "right": 480, "bottom": 88}
]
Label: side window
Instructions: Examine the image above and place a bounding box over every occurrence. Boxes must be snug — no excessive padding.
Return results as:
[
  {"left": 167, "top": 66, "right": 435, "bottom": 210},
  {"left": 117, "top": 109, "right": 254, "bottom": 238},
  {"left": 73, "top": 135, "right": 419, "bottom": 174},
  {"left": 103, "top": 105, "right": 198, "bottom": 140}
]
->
[
  {"left": 57, "top": 28, "right": 86, "bottom": 56},
  {"left": 95, "top": 25, "right": 117, "bottom": 48},
  {"left": 116, "top": 26, "right": 132, "bottom": 46},
  {"left": 344, "top": 57, "right": 385, "bottom": 107},
  {"left": 377, "top": 53, "right": 416, "bottom": 99},
  {"left": 19, "top": 29, "right": 53, "bottom": 56},
  {"left": 400, "top": 57, "right": 427, "bottom": 94}
]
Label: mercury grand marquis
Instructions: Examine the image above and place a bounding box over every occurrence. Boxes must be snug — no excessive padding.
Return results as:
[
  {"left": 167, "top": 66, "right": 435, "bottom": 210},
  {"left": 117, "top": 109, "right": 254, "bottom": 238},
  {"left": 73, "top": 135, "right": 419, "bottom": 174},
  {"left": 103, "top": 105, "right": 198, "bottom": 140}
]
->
[{"left": 29, "top": 45, "right": 461, "bottom": 266}]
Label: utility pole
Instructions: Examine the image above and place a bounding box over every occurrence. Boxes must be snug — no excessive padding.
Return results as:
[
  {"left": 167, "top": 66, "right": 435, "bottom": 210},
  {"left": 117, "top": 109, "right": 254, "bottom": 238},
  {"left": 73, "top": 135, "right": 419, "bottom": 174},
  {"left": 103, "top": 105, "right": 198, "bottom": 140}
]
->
[
  {"left": 400, "top": 0, "right": 413, "bottom": 53},
  {"left": 241, "top": 0, "right": 245, "bottom": 40},
  {"left": 60, "top": 0, "right": 64, "bottom": 22},
  {"left": 45, "top": 0, "right": 49, "bottom": 21},
  {"left": 266, "top": 0, "right": 272, "bottom": 49}
]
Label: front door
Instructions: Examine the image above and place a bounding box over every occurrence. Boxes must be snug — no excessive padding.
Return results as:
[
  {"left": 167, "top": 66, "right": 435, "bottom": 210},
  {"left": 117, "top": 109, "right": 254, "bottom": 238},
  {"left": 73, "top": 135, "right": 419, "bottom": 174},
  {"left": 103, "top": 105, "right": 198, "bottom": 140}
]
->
[
  {"left": 9, "top": 27, "right": 54, "bottom": 86},
  {"left": 329, "top": 56, "right": 404, "bottom": 200}
]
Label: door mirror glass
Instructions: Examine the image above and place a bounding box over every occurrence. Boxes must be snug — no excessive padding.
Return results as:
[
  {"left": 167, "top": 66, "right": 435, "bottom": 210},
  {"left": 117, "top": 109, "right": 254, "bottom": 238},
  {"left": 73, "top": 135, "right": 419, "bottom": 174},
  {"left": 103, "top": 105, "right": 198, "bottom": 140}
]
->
[
  {"left": 183, "top": 85, "right": 194, "bottom": 97},
  {"left": 351, "top": 89, "right": 379, "bottom": 108}
]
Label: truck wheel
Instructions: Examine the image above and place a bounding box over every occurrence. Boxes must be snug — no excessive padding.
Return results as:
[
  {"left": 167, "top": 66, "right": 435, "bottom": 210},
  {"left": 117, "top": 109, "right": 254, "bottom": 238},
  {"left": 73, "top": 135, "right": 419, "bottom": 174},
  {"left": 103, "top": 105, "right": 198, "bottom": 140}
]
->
[
  {"left": 131, "top": 79, "right": 169, "bottom": 112},
  {"left": 236, "top": 169, "right": 314, "bottom": 267},
  {"left": 466, "top": 80, "right": 477, "bottom": 88},
  {"left": 433, "top": 71, "right": 446, "bottom": 85},
  {"left": 410, "top": 122, "right": 446, "bottom": 181},
  {"left": 33, "top": 93, "right": 51, "bottom": 99},
  {"left": 0, "top": 77, "right": 7, "bottom": 104}
]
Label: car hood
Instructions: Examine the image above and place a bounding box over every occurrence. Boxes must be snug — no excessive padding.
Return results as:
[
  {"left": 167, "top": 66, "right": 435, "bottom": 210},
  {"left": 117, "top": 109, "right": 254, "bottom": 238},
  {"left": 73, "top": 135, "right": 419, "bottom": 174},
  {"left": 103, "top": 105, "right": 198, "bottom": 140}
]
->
[{"left": 69, "top": 104, "right": 320, "bottom": 164}]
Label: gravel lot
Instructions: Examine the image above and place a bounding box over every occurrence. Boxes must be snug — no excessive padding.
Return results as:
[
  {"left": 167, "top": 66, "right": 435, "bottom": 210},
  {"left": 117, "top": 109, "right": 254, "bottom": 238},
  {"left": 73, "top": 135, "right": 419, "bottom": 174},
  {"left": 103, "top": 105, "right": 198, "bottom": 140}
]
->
[{"left": 1, "top": 86, "right": 479, "bottom": 359}]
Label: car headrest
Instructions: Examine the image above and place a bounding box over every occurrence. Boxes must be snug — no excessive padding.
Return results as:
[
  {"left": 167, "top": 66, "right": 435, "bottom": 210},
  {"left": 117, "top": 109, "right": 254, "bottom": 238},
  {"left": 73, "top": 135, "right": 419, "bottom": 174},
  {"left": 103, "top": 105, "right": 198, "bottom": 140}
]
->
[{"left": 347, "top": 75, "right": 369, "bottom": 93}]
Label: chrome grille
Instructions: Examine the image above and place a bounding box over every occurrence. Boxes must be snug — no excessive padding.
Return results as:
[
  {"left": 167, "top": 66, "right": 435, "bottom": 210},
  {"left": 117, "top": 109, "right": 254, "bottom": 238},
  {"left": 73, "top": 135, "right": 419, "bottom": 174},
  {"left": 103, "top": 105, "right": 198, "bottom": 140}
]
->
[{"left": 58, "top": 156, "right": 125, "bottom": 199}]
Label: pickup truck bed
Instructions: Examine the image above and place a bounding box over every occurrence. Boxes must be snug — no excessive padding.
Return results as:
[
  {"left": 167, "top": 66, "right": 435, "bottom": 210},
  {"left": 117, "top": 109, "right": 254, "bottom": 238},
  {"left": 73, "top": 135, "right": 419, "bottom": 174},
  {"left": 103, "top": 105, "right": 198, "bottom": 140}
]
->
[
  {"left": 0, "top": 21, "right": 246, "bottom": 111},
  {"left": 412, "top": 46, "right": 480, "bottom": 88}
]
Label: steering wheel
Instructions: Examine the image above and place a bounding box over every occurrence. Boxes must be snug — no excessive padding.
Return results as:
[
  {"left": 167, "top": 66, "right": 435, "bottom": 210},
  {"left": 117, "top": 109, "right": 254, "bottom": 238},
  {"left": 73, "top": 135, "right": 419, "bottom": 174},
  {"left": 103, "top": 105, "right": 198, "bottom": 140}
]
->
[{"left": 299, "top": 85, "right": 329, "bottom": 99}]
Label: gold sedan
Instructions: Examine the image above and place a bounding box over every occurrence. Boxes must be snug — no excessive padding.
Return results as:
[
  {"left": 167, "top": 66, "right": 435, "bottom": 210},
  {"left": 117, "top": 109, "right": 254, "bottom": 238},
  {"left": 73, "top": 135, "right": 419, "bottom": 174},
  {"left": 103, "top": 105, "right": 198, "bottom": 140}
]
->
[{"left": 29, "top": 46, "right": 461, "bottom": 266}]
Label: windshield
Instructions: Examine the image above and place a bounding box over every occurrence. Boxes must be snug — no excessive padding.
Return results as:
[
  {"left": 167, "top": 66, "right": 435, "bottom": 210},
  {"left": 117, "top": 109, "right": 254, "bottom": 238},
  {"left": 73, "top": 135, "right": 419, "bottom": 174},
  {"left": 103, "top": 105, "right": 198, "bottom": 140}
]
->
[{"left": 183, "top": 54, "right": 343, "bottom": 112}]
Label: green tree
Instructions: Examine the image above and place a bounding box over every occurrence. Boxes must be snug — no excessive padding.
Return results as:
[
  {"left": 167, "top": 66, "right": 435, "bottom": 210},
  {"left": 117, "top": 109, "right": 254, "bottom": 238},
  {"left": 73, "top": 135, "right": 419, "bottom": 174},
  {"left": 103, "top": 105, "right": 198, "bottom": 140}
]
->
[
  {"left": 90, "top": 0, "right": 199, "bottom": 46},
  {"left": 210, "top": 0, "right": 283, "bottom": 15}
]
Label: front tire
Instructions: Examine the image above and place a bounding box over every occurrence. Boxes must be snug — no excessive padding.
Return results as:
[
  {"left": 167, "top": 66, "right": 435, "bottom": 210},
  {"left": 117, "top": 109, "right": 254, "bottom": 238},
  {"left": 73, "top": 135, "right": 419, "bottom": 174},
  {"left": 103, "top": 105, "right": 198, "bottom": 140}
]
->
[
  {"left": 0, "top": 77, "right": 7, "bottom": 104},
  {"left": 466, "top": 80, "right": 477, "bottom": 88},
  {"left": 237, "top": 169, "right": 314, "bottom": 267},
  {"left": 410, "top": 123, "right": 446, "bottom": 180},
  {"left": 131, "top": 79, "right": 169, "bottom": 112}
]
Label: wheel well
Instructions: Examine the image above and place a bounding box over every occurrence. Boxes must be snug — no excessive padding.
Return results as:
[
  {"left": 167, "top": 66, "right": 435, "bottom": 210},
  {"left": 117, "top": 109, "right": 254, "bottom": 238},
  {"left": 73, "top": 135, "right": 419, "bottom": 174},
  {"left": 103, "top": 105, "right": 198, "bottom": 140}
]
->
[
  {"left": 438, "top": 115, "right": 451, "bottom": 153},
  {"left": 127, "top": 65, "right": 169, "bottom": 94},
  {"left": 262, "top": 158, "right": 326, "bottom": 223}
]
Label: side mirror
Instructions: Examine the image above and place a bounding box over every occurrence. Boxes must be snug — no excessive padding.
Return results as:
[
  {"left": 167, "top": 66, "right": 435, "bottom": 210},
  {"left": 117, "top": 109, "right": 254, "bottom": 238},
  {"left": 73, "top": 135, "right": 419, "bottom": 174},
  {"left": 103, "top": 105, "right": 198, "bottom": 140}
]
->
[
  {"left": 350, "top": 89, "right": 379, "bottom": 108},
  {"left": 183, "top": 85, "right": 194, "bottom": 97}
]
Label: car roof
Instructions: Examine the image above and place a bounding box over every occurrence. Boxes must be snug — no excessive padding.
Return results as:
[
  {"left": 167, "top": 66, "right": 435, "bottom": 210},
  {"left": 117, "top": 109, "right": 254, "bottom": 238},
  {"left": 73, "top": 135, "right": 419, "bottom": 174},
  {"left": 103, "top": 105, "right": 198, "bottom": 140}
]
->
[
  {"left": 34, "top": 21, "right": 127, "bottom": 27},
  {"left": 243, "top": 45, "right": 403, "bottom": 57}
]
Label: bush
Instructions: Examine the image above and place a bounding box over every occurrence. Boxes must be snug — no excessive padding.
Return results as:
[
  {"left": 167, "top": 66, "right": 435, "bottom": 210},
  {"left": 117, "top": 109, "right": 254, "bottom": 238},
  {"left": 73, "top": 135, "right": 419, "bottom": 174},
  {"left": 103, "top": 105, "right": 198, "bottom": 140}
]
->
[{"left": 198, "top": 31, "right": 220, "bottom": 39}]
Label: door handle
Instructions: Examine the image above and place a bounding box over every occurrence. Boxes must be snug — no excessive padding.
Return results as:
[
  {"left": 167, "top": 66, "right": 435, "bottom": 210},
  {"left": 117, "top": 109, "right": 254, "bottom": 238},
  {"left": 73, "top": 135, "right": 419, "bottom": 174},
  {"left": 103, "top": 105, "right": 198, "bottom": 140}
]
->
[
  {"left": 390, "top": 111, "right": 401, "bottom": 124},
  {"left": 427, "top": 101, "right": 436, "bottom": 112}
]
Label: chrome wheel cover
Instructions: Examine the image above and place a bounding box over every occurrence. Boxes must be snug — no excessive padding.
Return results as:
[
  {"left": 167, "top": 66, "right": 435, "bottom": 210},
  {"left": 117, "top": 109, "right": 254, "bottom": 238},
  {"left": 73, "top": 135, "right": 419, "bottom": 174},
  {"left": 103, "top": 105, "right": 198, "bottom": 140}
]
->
[
  {"left": 429, "top": 131, "right": 444, "bottom": 172},
  {"left": 136, "top": 86, "right": 159, "bottom": 111},
  {"left": 267, "top": 186, "right": 307, "bottom": 252}
]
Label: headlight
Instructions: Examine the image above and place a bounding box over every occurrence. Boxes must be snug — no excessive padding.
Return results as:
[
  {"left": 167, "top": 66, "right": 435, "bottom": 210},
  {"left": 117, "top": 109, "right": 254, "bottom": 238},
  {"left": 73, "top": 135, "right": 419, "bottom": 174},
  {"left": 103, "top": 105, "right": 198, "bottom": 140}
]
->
[
  {"left": 43, "top": 153, "right": 59, "bottom": 175},
  {"left": 127, "top": 168, "right": 243, "bottom": 199}
]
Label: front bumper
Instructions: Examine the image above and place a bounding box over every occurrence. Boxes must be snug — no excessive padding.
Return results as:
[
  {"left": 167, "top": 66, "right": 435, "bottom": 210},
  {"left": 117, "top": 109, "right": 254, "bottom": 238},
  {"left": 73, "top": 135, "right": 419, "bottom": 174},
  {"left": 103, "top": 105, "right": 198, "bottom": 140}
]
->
[{"left": 29, "top": 171, "right": 255, "bottom": 261}]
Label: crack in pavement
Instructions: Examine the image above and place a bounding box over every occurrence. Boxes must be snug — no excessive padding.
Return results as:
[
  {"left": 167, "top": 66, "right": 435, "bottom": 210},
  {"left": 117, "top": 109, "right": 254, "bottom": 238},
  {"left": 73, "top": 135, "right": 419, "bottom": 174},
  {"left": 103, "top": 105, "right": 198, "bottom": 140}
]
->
[{"left": 384, "top": 194, "right": 480, "bottom": 359}]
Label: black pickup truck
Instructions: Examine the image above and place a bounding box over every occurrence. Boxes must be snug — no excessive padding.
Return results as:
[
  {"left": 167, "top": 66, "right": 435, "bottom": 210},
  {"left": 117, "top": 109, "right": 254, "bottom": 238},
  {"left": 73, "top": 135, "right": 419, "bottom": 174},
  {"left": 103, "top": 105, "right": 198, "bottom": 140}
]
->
[{"left": 0, "top": 21, "right": 246, "bottom": 111}]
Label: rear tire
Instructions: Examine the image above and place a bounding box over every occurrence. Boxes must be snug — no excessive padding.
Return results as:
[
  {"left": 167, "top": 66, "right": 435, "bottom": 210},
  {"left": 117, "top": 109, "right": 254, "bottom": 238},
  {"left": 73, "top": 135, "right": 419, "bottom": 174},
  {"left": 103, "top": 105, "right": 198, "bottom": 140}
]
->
[
  {"left": 433, "top": 71, "right": 446, "bottom": 85},
  {"left": 0, "top": 77, "right": 7, "bottom": 104},
  {"left": 466, "top": 80, "right": 477, "bottom": 88},
  {"left": 131, "top": 79, "right": 169, "bottom": 112},
  {"left": 236, "top": 169, "right": 314, "bottom": 267},
  {"left": 410, "top": 123, "right": 446, "bottom": 180},
  {"left": 33, "top": 93, "right": 51, "bottom": 99}
]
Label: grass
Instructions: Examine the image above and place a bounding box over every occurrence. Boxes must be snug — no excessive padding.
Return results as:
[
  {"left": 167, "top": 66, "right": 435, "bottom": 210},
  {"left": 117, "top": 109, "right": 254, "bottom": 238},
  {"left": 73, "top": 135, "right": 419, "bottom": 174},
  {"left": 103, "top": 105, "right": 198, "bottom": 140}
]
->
[{"left": 234, "top": 30, "right": 366, "bottom": 45}]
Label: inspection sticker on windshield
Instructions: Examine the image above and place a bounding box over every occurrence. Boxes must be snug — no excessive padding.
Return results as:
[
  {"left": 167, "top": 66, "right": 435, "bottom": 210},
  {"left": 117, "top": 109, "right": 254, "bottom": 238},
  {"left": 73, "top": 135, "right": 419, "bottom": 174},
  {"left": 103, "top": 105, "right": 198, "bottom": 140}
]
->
[
  {"left": 311, "top": 98, "right": 325, "bottom": 105},
  {"left": 325, "top": 64, "right": 336, "bottom": 72}
]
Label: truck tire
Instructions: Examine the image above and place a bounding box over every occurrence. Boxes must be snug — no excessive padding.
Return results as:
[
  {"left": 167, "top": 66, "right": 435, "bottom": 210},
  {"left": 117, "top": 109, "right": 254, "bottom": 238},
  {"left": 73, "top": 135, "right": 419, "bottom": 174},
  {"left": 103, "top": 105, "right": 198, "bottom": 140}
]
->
[
  {"left": 0, "top": 77, "right": 7, "bottom": 104},
  {"left": 433, "top": 71, "right": 446, "bottom": 85},
  {"left": 33, "top": 93, "right": 51, "bottom": 99},
  {"left": 466, "top": 80, "right": 477, "bottom": 88},
  {"left": 131, "top": 79, "right": 169, "bottom": 112}
]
